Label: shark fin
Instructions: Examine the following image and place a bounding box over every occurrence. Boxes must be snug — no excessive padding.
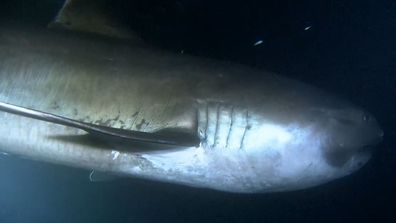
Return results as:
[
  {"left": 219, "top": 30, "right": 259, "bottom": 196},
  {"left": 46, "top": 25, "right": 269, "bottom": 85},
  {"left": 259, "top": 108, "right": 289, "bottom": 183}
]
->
[
  {"left": 0, "top": 101, "right": 200, "bottom": 148},
  {"left": 48, "top": 0, "right": 141, "bottom": 41}
]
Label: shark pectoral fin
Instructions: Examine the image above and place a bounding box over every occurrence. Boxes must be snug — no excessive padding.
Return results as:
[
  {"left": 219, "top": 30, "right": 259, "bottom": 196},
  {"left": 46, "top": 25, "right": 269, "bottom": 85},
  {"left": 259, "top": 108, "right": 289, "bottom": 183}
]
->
[
  {"left": 49, "top": 0, "right": 141, "bottom": 41},
  {"left": 0, "top": 101, "right": 200, "bottom": 148}
]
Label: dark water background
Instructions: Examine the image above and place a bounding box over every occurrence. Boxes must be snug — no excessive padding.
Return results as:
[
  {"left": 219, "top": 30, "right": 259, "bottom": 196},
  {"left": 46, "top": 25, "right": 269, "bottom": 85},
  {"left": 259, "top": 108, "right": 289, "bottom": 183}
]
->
[{"left": 0, "top": 0, "right": 395, "bottom": 222}]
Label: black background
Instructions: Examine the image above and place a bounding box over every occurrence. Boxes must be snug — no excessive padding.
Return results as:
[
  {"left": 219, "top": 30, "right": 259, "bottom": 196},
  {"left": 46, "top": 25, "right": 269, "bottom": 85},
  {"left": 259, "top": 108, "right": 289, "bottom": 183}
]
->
[{"left": 0, "top": 0, "right": 395, "bottom": 222}]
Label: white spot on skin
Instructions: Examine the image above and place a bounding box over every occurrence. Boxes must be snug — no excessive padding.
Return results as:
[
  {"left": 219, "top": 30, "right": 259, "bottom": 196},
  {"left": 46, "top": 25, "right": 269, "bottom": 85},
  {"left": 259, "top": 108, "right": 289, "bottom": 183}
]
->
[
  {"left": 132, "top": 166, "right": 142, "bottom": 172},
  {"left": 243, "top": 123, "right": 294, "bottom": 152},
  {"left": 254, "top": 40, "right": 263, "bottom": 46},
  {"left": 142, "top": 147, "right": 206, "bottom": 173},
  {"left": 111, "top": 150, "right": 120, "bottom": 160}
]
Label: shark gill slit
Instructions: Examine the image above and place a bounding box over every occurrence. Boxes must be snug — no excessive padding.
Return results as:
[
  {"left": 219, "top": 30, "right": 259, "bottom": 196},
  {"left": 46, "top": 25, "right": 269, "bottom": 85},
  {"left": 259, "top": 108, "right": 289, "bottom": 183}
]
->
[
  {"left": 213, "top": 103, "right": 221, "bottom": 147},
  {"left": 204, "top": 103, "right": 209, "bottom": 142},
  {"left": 240, "top": 109, "right": 250, "bottom": 150},
  {"left": 225, "top": 106, "right": 234, "bottom": 149}
]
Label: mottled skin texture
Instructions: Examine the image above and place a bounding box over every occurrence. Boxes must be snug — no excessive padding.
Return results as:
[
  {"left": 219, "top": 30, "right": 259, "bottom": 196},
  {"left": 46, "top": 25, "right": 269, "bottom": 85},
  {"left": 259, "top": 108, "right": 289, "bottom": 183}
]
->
[{"left": 0, "top": 26, "right": 383, "bottom": 193}]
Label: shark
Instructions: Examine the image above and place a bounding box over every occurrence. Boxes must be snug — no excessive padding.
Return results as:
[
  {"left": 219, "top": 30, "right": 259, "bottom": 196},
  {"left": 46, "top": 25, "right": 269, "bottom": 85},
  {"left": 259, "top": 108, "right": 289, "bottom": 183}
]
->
[{"left": 0, "top": 0, "right": 383, "bottom": 193}]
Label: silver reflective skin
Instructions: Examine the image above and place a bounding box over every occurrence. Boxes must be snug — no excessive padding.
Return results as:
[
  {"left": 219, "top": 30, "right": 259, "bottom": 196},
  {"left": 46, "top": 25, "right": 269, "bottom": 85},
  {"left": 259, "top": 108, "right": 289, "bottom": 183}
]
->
[{"left": 0, "top": 26, "right": 383, "bottom": 193}]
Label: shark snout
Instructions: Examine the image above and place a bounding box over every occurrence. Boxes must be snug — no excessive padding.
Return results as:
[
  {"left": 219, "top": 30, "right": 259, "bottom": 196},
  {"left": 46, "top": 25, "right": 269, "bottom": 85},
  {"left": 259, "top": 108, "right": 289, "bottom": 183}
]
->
[
  {"left": 359, "top": 111, "right": 384, "bottom": 148},
  {"left": 322, "top": 108, "right": 383, "bottom": 167}
]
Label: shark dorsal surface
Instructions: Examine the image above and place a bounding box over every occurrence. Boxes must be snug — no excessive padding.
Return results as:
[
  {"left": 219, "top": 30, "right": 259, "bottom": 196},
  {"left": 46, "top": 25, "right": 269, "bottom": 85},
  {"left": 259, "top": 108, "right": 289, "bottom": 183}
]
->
[{"left": 1, "top": 0, "right": 198, "bottom": 150}]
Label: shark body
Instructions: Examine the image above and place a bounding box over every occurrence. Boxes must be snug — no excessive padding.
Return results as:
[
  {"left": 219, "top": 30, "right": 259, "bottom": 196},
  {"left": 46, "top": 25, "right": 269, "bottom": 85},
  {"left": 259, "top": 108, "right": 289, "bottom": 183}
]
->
[{"left": 0, "top": 1, "right": 383, "bottom": 193}]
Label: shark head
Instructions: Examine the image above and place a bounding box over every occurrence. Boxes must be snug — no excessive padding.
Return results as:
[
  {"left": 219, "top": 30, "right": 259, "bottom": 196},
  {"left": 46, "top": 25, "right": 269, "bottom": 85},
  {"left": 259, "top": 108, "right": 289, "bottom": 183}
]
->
[{"left": 319, "top": 108, "right": 383, "bottom": 168}]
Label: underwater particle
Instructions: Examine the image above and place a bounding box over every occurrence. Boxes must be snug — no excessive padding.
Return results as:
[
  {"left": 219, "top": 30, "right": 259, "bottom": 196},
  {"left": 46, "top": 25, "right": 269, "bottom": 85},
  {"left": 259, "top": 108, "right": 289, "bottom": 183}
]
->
[
  {"left": 303, "top": 21, "right": 313, "bottom": 31},
  {"left": 253, "top": 40, "right": 263, "bottom": 46},
  {"left": 180, "top": 50, "right": 184, "bottom": 54},
  {"left": 89, "top": 170, "right": 95, "bottom": 182}
]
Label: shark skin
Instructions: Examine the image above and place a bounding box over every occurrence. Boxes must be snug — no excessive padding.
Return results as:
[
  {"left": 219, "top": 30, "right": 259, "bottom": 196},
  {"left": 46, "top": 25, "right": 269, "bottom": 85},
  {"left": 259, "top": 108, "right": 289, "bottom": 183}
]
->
[{"left": 0, "top": 24, "right": 383, "bottom": 193}]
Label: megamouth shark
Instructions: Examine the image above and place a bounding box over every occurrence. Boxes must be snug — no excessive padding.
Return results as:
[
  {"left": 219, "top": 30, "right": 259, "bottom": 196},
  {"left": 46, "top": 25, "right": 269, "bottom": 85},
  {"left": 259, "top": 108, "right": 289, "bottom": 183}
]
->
[{"left": 0, "top": 0, "right": 383, "bottom": 193}]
